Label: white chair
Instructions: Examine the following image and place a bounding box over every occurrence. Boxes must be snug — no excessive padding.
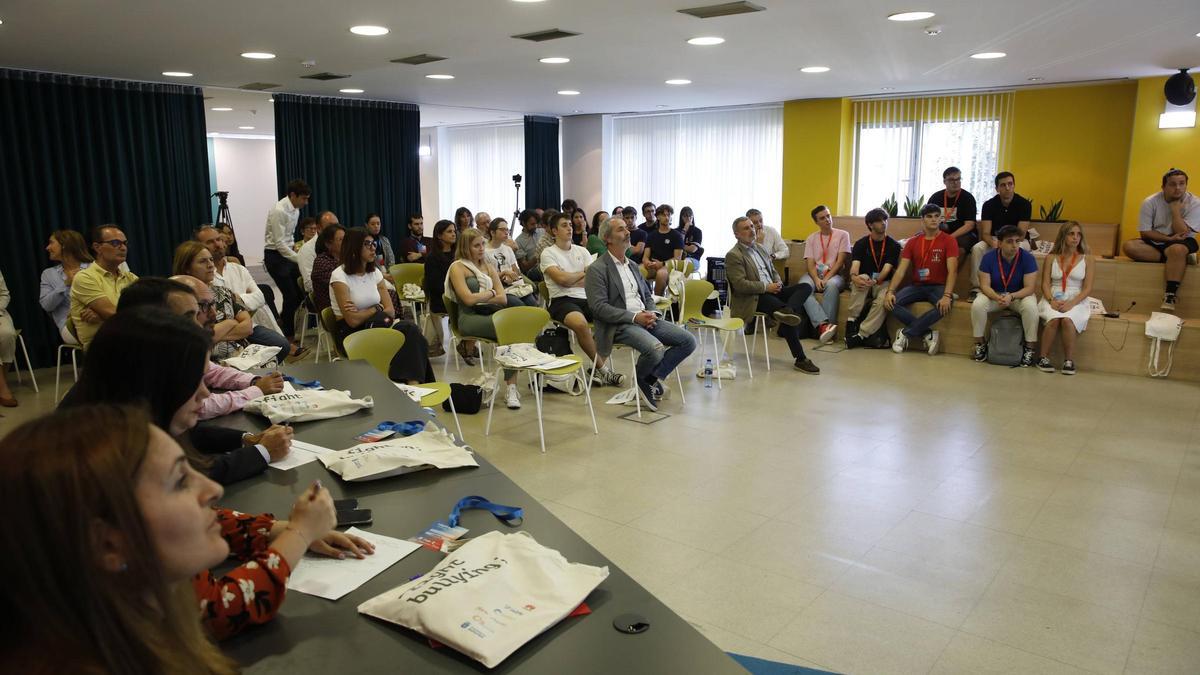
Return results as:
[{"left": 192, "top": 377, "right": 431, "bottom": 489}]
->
[
  {"left": 751, "top": 311, "right": 772, "bottom": 372},
  {"left": 55, "top": 342, "right": 84, "bottom": 400},
  {"left": 10, "top": 329, "right": 39, "bottom": 393}
]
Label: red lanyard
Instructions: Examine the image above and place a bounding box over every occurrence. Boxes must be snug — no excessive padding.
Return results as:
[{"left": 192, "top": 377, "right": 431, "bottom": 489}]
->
[
  {"left": 1060, "top": 253, "right": 1079, "bottom": 294},
  {"left": 997, "top": 249, "right": 1021, "bottom": 291},
  {"left": 868, "top": 237, "right": 885, "bottom": 271},
  {"left": 943, "top": 190, "right": 960, "bottom": 212},
  {"left": 819, "top": 231, "right": 832, "bottom": 264},
  {"left": 918, "top": 234, "right": 937, "bottom": 269}
]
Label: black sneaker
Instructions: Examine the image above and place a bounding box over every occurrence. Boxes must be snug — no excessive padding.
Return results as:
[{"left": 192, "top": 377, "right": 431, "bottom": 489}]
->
[
  {"left": 636, "top": 379, "right": 659, "bottom": 412},
  {"left": 773, "top": 310, "right": 803, "bottom": 326},
  {"left": 650, "top": 379, "right": 665, "bottom": 400},
  {"left": 845, "top": 333, "right": 865, "bottom": 349},
  {"left": 1036, "top": 357, "right": 1055, "bottom": 373},
  {"left": 1061, "top": 360, "right": 1077, "bottom": 376},
  {"left": 794, "top": 358, "right": 820, "bottom": 374},
  {"left": 1162, "top": 293, "right": 1177, "bottom": 311},
  {"left": 972, "top": 342, "right": 988, "bottom": 362},
  {"left": 1020, "top": 346, "right": 1035, "bottom": 367}
]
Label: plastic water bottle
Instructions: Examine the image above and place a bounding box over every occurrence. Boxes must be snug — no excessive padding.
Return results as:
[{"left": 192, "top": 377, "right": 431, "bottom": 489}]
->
[{"left": 704, "top": 359, "right": 714, "bottom": 388}]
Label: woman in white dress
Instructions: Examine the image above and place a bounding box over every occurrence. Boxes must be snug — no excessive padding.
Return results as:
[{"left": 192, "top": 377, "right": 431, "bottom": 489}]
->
[{"left": 1036, "top": 221, "right": 1094, "bottom": 375}]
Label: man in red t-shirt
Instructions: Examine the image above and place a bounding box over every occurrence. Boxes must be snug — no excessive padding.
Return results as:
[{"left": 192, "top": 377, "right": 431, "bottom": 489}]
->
[{"left": 883, "top": 203, "right": 959, "bottom": 355}]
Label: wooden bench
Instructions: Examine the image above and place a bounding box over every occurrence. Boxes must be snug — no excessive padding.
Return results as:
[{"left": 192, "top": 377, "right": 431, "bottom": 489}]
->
[{"left": 829, "top": 216, "right": 1121, "bottom": 258}]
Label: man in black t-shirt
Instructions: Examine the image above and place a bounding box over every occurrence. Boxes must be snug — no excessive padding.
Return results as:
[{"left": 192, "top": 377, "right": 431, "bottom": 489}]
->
[
  {"left": 639, "top": 201, "right": 656, "bottom": 231},
  {"left": 927, "top": 165, "right": 979, "bottom": 261},
  {"left": 643, "top": 204, "right": 684, "bottom": 293},
  {"left": 845, "top": 208, "right": 902, "bottom": 348},
  {"left": 623, "top": 206, "right": 647, "bottom": 259},
  {"left": 970, "top": 171, "right": 1033, "bottom": 296}
]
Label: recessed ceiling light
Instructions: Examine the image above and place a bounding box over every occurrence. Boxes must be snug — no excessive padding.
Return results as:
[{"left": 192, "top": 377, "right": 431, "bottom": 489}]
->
[
  {"left": 557, "top": 90, "right": 581, "bottom": 96},
  {"left": 970, "top": 51, "right": 1006, "bottom": 59},
  {"left": 656, "top": 105, "right": 668, "bottom": 108},
  {"left": 241, "top": 52, "right": 276, "bottom": 60},
  {"left": 339, "top": 88, "right": 364, "bottom": 93},
  {"left": 238, "top": 126, "right": 256, "bottom": 130},
  {"left": 539, "top": 57, "right": 570, "bottom": 64},
  {"left": 349, "top": 25, "right": 389, "bottom": 36},
  {"left": 1028, "top": 76, "right": 1044, "bottom": 82},
  {"left": 572, "top": 109, "right": 581, "bottom": 113},
  {"left": 687, "top": 36, "right": 725, "bottom": 46},
  {"left": 665, "top": 79, "right": 692, "bottom": 85},
  {"left": 880, "top": 87, "right": 896, "bottom": 91},
  {"left": 800, "top": 66, "right": 830, "bottom": 73},
  {"left": 162, "top": 71, "right": 193, "bottom": 77},
  {"left": 887, "top": 11, "right": 936, "bottom": 21},
  {"left": 426, "top": 74, "right": 455, "bottom": 80},
  {"left": 211, "top": 107, "right": 233, "bottom": 112}
]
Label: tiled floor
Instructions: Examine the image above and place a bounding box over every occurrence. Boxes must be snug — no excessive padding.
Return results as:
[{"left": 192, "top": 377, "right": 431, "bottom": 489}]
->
[{"left": 5, "top": 330, "right": 1199, "bottom": 674}]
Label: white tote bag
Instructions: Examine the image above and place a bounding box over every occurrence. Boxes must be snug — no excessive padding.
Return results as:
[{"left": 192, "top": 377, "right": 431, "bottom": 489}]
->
[
  {"left": 221, "top": 344, "right": 282, "bottom": 371},
  {"left": 242, "top": 389, "right": 373, "bottom": 424},
  {"left": 1146, "top": 311, "right": 1184, "bottom": 378},
  {"left": 319, "top": 427, "right": 478, "bottom": 481},
  {"left": 358, "top": 531, "right": 609, "bottom": 668}
]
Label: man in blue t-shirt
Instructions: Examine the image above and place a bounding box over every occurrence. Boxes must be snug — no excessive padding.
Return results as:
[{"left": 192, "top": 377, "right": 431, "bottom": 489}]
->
[{"left": 970, "top": 225, "right": 1040, "bottom": 365}]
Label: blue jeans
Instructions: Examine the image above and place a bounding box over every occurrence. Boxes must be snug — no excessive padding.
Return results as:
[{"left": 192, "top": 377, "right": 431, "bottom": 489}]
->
[
  {"left": 798, "top": 274, "right": 845, "bottom": 326},
  {"left": 613, "top": 319, "right": 697, "bottom": 383},
  {"left": 891, "top": 284, "right": 947, "bottom": 338},
  {"left": 248, "top": 324, "right": 292, "bottom": 354}
]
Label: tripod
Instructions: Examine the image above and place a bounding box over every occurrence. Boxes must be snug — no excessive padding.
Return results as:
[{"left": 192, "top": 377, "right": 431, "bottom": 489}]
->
[
  {"left": 212, "top": 191, "right": 233, "bottom": 231},
  {"left": 512, "top": 174, "right": 522, "bottom": 223}
]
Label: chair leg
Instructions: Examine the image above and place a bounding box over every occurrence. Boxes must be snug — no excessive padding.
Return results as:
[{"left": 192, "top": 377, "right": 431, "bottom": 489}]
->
[
  {"left": 741, "top": 329, "right": 753, "bottom": 379},
  {"left": 447, "top": 392, "right": 464, "bottom": 443},
  {"left": 532, "top": 371, "right": 546, "bottom": 453},
  {"left": 17, "top": 335, "right": 37, "bottom": 393},
  {"left": 675, "top": 366, "right": 686, "bottom": 405},
  {"left": 711, "top": 329, "right": 722, "bottom": 391},
  {"left": 583, "top": 367, "right": 598, "bottom": 435},
  {"left": 485, "top": 366, "right": 501, "bottom": 436},
  {"left": 72, "top": 349, "right": 79, "bottom": 380},
  {"left": 55, "top": 344, "right": 65, "bottom": 401},
  {"left": 630, "top": 349, "right": 641, "bottom": 418}
]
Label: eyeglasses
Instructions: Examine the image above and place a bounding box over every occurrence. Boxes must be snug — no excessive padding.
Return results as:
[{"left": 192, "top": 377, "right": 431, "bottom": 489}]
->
[
  {"left": 197, "top": 300, "right": 216, "bottom": 311},
  {"left": 363, "top": 239, "right": 376, "bottom": 247},
  {"left": 101, "top": 239, "right": 128, "bottom": 248}
]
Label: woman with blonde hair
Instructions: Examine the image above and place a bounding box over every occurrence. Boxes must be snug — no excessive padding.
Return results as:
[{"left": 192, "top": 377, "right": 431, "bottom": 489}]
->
[{"left": 1036, "top": 221, "right": 1094, "bottom": 375}]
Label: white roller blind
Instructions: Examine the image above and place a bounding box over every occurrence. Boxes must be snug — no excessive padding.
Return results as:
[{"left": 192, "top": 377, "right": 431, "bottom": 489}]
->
[{"left": 438, "top": 123, "right": 524, "bottom": 222}]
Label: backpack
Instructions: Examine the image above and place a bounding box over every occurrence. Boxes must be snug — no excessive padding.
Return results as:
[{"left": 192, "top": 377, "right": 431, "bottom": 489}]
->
[{"left": 986, "top": 314, "right": 1024, "bottom": 366}]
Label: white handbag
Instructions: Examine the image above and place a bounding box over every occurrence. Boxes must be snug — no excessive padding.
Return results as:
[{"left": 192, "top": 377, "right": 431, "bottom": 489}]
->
[
  {"left": 358, "top": 531, "right": 609, "bottom": 668},
  {"left": 319, "top": 427, "right": 478, "bottom": 481},
  {"left": 221, "top": 344, "right": 282, "bottom": 371},
  {"left": 1146, "top": 311, "right": 1184, "bottom": 378},
  {"left": 242, "top": 388, "right": 373, "bottom": 424}
]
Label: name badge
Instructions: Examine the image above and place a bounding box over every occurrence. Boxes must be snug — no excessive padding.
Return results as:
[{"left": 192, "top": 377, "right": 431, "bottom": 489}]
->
[
  {"left": 816, "top": 262, "right": 829, "bottom": 276},
  {"left": 917, "top": 268, "right": 930, "bottom": 280},
  {"left": 870, "top": 272, "right": 879, "bottom": 280}
]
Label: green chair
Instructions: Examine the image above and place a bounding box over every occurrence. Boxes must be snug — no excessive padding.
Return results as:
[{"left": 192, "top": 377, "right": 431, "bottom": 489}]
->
[
  {"left": 485, "top": 306, "right": 597, "bottom": 454},
  {"left": 343, "top": 328, "right": 463, "bottom": 442},
  {"left": 444, "top": 294, "right": 496, "bottom": 374},
  {"left": 318, "top": 307, "right": 347, "bottom": 360},
  {"left": 678, "top": 279, "right": 753, "bottom": 389},
  {"left": 390, "top": 262, "right": 428, "bottom": 333}
]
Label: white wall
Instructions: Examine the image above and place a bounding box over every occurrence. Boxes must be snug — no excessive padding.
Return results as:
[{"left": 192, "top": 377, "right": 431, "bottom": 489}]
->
[
  {"left": 419, "top": 127, "right": 439, "bottom": 233},
  {"left": 562, "top": 115, "right": 603, "bottom": 216},
  {"left": 211, "top": 137, "right": 278, "bottom": 265}
]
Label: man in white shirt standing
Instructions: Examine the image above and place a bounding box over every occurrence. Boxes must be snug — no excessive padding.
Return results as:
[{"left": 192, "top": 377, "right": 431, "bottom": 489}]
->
[
  {"left": 540, "top": 213, "right": 624, "bottom": 388},
  {"left": 262, "top": 179, "right": 310, "bottom": 346},
  {"left": 1121, "top": 168, "right": 1200, "bottom": 311},
  {"left": 798, "top": 205, "right": 850, "bottom": 344},
  {"left": 747, "top": 208, "right": 789, "bottom": 260}
]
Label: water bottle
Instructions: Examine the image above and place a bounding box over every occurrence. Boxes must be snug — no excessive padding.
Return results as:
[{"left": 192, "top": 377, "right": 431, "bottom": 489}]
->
[{"left": 704, "top": 359, "right": 713, "bottom": 388}]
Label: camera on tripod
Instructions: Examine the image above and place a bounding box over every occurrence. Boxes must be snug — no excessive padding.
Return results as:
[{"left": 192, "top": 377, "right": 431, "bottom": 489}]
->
[
  {"left": 512, "top": 174, "right": 522, "bottom": 187},
  {"left": 211, "top": 191, "right": 230, "bottom": 205}
]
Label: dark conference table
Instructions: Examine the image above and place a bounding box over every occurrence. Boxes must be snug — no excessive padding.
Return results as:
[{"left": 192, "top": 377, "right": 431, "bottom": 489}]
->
[{"left": 212, "top": 360, "right": 744, "bottom": 674}]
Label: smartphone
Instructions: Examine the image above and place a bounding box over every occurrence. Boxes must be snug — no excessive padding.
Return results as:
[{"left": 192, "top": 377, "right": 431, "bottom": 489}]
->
[
  {"left": 336, "top": 508, "right": 373, "bottom": 527},
  {"left": 333, "top": 498, "right": 359, "bottom": 511}
]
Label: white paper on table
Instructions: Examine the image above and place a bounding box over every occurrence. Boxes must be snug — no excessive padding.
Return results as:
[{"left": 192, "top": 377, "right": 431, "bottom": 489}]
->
[
  {"left": 530, "top": 358, "right": 576, "bottom": 371},
  {"left": 269, "top": 439, "right": 332, "bottom": 471},
  {"left": 394, "top": 382, "right": 437, "bottom": 402},
  {"left": 286, "top": 527, "right": 422, "bottom": 600}
]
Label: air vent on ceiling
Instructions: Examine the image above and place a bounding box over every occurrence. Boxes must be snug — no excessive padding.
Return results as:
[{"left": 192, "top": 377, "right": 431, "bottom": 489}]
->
[
  {"left": 239, "top": 82, "right": 281, "bottom": 91},
  {"left": 678, "top": 1, "right": 765, "bottom": 19},
  {"left": 391, "top": 53, "right": 447, "bottom": 65},
  {"left": 300, "top": 72, "right": 351, "bottom": 81},
  {"left": 512, "top": 28, "right": 580, "bottom": 42}
]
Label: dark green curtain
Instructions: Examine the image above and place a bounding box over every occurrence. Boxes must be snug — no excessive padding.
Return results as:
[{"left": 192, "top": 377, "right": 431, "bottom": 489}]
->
[
  {"left": 0, "top": 68, "right": 211, "bottom": 367},
  {"left": 274, "top": 94, "right": 420, "bottom": 238},
  {"left": 524, "top": 115, "right": 561, "bottom": 210}
]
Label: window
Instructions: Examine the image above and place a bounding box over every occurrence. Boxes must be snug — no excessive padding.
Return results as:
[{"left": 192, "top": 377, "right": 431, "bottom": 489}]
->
[
  {"left": 851, "top": 93, "right": 1013, "bottom": 216},
  {"left": 438, "top": 123, "right": 524, "bottom": 222},
  {"left": 603, "top": 106, "right": 783, "bottom": 264}
]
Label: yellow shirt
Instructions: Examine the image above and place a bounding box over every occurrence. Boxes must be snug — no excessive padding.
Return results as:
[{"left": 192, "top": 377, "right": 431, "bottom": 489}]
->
[{"left": 69, "top": 264, "right": 138, "bottom": 349}]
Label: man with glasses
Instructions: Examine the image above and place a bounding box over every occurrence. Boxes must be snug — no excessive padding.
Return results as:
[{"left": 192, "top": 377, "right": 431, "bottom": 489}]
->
[
  {"left": 927, "top": 166, "right": 979, "bottom": 261},
  {"left": 1122, "top": 168, "right": 1200, "bottom": 311},
  {"left": 70, "top": 224, "right": 138, "bottom": 349}
]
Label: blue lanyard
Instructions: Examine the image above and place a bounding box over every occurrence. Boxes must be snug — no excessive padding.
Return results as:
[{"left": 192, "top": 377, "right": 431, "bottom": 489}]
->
[
  {"left": 448, "top": 496, "right": 524, "bottom": 528},
  {"left": 376, "top": 419, "right": 427, "bottom": 436},
  {"left": 283, "top": 375, "right": 322, "bottom": 389}
]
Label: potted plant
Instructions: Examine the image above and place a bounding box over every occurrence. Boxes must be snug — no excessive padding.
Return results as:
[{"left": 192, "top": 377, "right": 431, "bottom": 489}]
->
[
  {"left": 1037, "top": 199, "right": 1065, "bottom": 222},
  {"left": 903, "top": 194, "right": 925, "bottom": 218},
  {"left": 881, "top": 193, "right": 898, "bottom": 217}
]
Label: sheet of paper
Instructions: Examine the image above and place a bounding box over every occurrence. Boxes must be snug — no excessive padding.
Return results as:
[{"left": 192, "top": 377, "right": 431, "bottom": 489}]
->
[
  {"left": 394, "top": 382, "right": 437, "bottom": 402},
  {"left": 530, "top": 358, "right": 576, "bottom": 371},
  {"left": 269, "top": 439, "right": 332, "bottom": 471},
  {"left": 286, "top": 527, "right": 421, "bottom": 600}
]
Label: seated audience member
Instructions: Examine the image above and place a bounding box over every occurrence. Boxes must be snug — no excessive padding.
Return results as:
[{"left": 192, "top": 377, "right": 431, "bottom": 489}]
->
[
  {"left": 423, "top": 219, "right": 457, "bottom": 359},
  {"left": 299, "top": 211, "right": 339, "bottom": 294},
  {"left": 845, "top": 209, "right": 903, "bottom": 348},
  {"left": 39, "top": 229, "right": 93, "bottom": 345},
  {"left": 0, "top": 268, "right": 17, "bottom": 406},
  {"left": 397, "top": 213, "right": 428, "bottom": 262},
  {"left": 294, "top": 216, "right": 318, "bottom": 252},
  {"left": 540, "top": 214, "right": 626, "bottom": 386},
  {"left": 63, "top": 308, "right": 288, "bottom": 486},
  {"left": 971, "top": 172, "right": 1032, "bottom": 297},
  {"left": 571, "top": 207, "right": 591, "bottom": 248},
  {"left": 1121, "top": 168, "right": 1199, "bottom": 310},
  {"left": 883, "top": 204, "right": 959, "bottom": 355},
  {"left": 514, "top": 209, "right": 545, "bottom": 282},
  {"left": 799, "top": 205, "right": 850, "bottom": 343},
  {"left": 309, "top": 224, "right": 347, "bottom": 311},
  {"left": 534, "top": 209, "right": 560, "bottom": 260},
  {"left": 678, "top": 206, "right": 704, "bottom": 267},
  {"left": 217, "top": 223, "right": 242, "bottom": 263},
  {"left": 474, "top": 211, "right": 492, "bottom": 239},
  {"left": 725, "top": 217, "right": 819, "bottom": 373},
  {"left": 927, "top": 165, "right": 979, "bottom": 259},
  {"left": 588, "top": 211, "right": 610, "bottom": 255},
  {"left": 70, "top": 224, "right": 139, "bottom": 350},
  {"left": 197, "top": 224, "right": 283, "bottom": 336},
  {"left": 561, "top": 198, "right": 579, "bottom": 216},
  {"left": 365, "top": 213, "right": 397, "bottom": 271},
  {"left": 971, "top": 225, "right": 1040, "bottom": 366},
  {"left": 331, "top": 227, "right": 434, "bottom": 384},
  {"left": 447, "top": 229, "right": 521, "bottom": 408},
  {"left": 644, "top": 204, "right": 685, "bottom": 294},
  {"left": 611, "top": 204, "right": 624, "bottom": 219},
  {"left": 454, "top": 206, "right": 473, "bottom": 233},
  {"left": 587, "top": 217, "right": 697, "bottom": 410},
  {"left": 486, "top": 219, "right": 539, "bottom": 307},
  {"left": 747, "top": 208, "right": 790, "bottom": 260},
  {"left": 639, "top": 201, "right": 656, "bottom": 231},
  {"left": 623, "top": 206, "right": 648, "bottom": 260},
  {"left": 1037, "top": 222, "right": 1095, "bottom": 375}
]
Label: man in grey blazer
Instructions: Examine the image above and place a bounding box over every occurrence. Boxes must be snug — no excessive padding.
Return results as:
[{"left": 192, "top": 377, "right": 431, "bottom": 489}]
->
[{"left": 587, "top": 217, "right": 697, "bottom": 411}]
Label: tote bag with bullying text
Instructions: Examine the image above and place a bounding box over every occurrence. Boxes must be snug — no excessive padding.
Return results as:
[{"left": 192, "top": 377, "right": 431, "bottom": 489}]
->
[
  {"left": 358, "top": 531, "right": 609, "bottom": 668},
  {"left": 319, "top": 426, "right": 478, "bottom": 481},
  {"left": 242, "top": 389, "right": 373, "bottom": 424}
]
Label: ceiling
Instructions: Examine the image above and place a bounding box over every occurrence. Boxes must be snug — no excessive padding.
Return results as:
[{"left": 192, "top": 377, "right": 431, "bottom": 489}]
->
[{"left": 2, "top": 0, "right": 1199, "bottom": 135}]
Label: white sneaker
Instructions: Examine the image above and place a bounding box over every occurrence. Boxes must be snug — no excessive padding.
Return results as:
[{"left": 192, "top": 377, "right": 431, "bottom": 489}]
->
[
  {"left": 505, "top": 384, "right": 521, "bottom": 409},
  {"left": 925, "top": 330, "right": 940, "bottom": 355},
  {"left": 892, "top": 330, "right": 908, "bottom": 353}
]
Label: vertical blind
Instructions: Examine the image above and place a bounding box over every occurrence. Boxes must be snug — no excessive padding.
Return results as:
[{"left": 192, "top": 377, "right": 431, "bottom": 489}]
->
[
  {"left": 438, "top": 123, "right": 525, "bottom": 223},
  {"left": 604, "top": 105, "right": 783, "bottom": 265},
  {"left": 851, "top": 92, "right": 1014, "bottom": 216}
]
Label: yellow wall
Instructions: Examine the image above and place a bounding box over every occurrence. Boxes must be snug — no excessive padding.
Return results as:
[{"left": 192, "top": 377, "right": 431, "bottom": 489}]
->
[
  {"left": 1122, "top": 76, "right": 1200, "bottom": 242},
  {"left": 781, "top": 98, "right": 850, "bottom": 240},
  {"left": 1009, "top": 82, "right": 1136, "bottom": 225}
]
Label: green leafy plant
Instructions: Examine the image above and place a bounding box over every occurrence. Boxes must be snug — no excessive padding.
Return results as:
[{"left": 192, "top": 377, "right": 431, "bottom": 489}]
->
[
  {"left": 1038, "top": 199, "right": 1065, "bottom": 222},
  {"left": 881, "top": 193, "right": 898, "bottom": 217},
  {"left": 903, "top": 194, "right": 925, "bottom": 218}
]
